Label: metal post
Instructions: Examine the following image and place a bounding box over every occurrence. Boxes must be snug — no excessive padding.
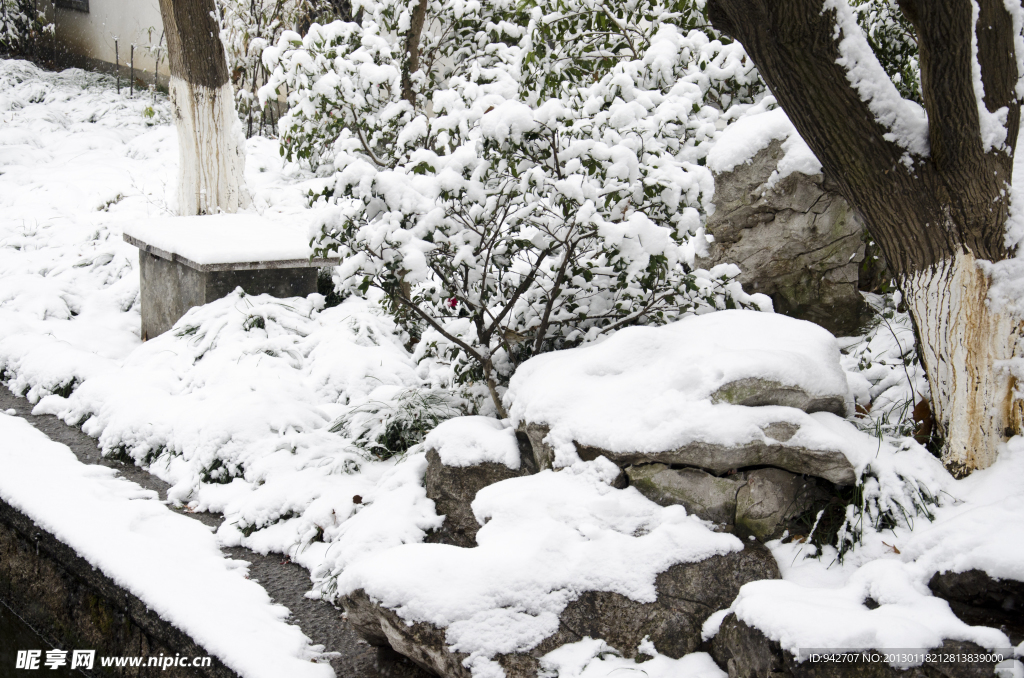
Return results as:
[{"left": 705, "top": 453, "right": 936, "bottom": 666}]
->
[
  {"left": 130, "top": 45, "right": 134, "bottom": 97},
  {"left": 114, "top": 39, "right": 120, "bottom": 94}
]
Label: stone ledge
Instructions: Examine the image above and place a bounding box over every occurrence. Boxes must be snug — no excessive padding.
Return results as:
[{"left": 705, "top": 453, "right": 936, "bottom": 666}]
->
[{"left": 0, "top": 497, "right": 237, "bottom": 678}]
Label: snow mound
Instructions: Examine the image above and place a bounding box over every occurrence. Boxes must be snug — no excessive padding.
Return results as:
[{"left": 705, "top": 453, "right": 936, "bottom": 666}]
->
[
  {"left": 424, "top": 416, "right": 521, "bottom": 469},
  {"left": 336, "top": 458, "right": 743, "bottom": 674},
  {"left": 707, "top": 107, "right": 821, "bottom": 186},
  {"left": 506, "top": 310, "right": 860, "bottom": 470},
  {"left": 0, "top": 412, "right": 332, "bottom": 678},
  {"left": 901, "top": 438, "right": 1024, "bottom": 584},
  {"left": 728, "top": 559, "right": 1011, "bottom": 661},
  {"left": 540, "top": 639, "right": 726, "bottom": 678}
]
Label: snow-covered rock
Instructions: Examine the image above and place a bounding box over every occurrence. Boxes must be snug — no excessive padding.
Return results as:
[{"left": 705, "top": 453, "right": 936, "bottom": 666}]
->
[
  {"left": 507, "top": 310, "right": 862, "bottom": 485},
  {"left": 337, "top": 458, "right": 780, "bottom": 677},
  {"left": 702, "top": 109, "right": 870, "bottom": 336},
  {"left": 423, "top": 417, "right": 534, "bottom": 547},
  {"left": 626, "top": 464, "right": 745, "bottom": 524}
]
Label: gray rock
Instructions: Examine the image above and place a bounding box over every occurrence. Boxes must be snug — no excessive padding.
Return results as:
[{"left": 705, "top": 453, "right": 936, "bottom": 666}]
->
[
  {"left": 699, "top": 139, "right": 870, "bottom": 336},
  {"left": 523, "top": 423, "right": 858, "bottom": 486},
  {"left": 343, "top": 588, "right": 472, "bottom": 677},
  {"left": 734, "top": 468, "right": 829, "bottom": 540},
  {"left": 928, "top": 570, "right": 1024, "bottom": 645},
  {"left": 712, "top": 377, "right": 845, "bottom": 417},
  {"left": 627, "top": 464, "right": 745, "bottom": 524},
  {"left": 711, "top": 613, "right": 1003, "bottom": 678},
  {"left": 423, "top": 441, "right": 533, "bottom": 548},
  {"left": 343, "top": 542, "right": 781, "bottom": 676}
]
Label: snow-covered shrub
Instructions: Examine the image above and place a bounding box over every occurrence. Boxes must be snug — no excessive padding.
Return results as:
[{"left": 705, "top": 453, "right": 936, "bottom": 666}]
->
[
  {"left": 260, "top": 0, "right": 772, "bottom": 414},
  {"left": 220, "top": 0, "right": 353, "bottom": 137},
  {"left": 329, "top": 386, "right": 467, "bottom": 459},
  {"left": 0, "top": 0, "right": 50, "bottom": 57}
]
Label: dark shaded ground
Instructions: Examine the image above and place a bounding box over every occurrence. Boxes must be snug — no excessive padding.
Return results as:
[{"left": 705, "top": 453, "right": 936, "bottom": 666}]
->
[{"left": 0, "top": 386, "right": 429, "bottom": 678}]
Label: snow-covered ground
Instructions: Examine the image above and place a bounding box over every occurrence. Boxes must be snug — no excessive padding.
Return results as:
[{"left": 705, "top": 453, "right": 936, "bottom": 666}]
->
[{"left": 1, "top": 57, "right": 1022, "bottom": 677}]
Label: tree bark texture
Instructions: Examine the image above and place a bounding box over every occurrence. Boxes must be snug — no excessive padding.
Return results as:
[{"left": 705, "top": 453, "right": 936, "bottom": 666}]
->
[
  {"left": 706, "top": 0, "right": 1023, "bottom": 474},
  {"left": 158, "top": 0, "right": 248, "bottom": 215},
  {"left": 401, "top": 0, "right": 428, "bottom": 105}
]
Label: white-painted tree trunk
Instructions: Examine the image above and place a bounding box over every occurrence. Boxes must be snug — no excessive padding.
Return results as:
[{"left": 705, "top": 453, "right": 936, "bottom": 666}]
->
[
  {"left": 903, "top": 249, "right": 1024, "bottom": 475},
  {"left": 169, "top": 76, "right": 249, "bottom": 215}
]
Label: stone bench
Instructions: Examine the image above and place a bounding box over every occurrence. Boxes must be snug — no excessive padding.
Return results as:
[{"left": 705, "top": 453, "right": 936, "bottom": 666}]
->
[{"left": 123, "top": 215, "right": 340, "bottom": 340}]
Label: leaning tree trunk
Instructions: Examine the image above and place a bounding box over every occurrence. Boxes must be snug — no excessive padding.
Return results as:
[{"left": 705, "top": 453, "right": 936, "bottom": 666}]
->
[
  {"left": 706, "top": 0, "right": 1023, "bottom": 475},
  {"left": 158, "top": 0, "right": 248, "bottom": 215}
]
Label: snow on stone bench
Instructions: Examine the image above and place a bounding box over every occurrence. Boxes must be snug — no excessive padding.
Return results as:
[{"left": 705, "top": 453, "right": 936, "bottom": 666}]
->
[
  {"left": 123, "top": 214, "right": 340, "bottom": 340},
  {"left": 0, "top": 412, "right": 332, "bottom": 678}
]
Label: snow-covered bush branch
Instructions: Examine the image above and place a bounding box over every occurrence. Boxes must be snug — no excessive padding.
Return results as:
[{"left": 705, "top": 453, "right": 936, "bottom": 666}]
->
[
  {"left": 258, "top": 0, "right": 776, "bottom": 414},
  {"left": 0, "top": 0, "right": 50, "bottom": 57},
  {"left": 219, "top": 0, "right": 353, "bottom": 137}
]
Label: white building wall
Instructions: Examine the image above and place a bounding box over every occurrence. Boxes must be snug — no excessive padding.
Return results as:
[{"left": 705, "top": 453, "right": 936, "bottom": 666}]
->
[{"left": 47, "top": 0, "right": 169, "bottom": 84}]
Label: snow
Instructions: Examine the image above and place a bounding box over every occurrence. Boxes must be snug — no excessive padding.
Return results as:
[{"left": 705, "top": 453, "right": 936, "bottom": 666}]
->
[
  {"left": 335, "top": 457, "right": 743, "bottom": 675},
  {"left": 505, "top": 310, "right": 864, "bottom": 469},
  {"left": 706, "top": 106, "right": 821, "bottom": 187},
  {"left": 969, "top": 1, "right": 1011, "bottom": 152},
  {"left": 0, "top": 58, "right": 442, "bottom": 604},
  {"left": 0, "top": 411, "right": 333, "bottom": 678},
  {"left": 729, "top": 561, "right": 1011, "bottom": 662},
  {"left": 539, "top": 639, "right": 726, "bottom": 678},
  {"left": 824, "top": 0, "right": 930, "bottom": 157},
  {"left": 716, "top": 440, "right": 1024, "bottom": 664},
  {"left": 124, "top": 214, "right": 333, "bottom": 267},
  {"left": 424, "top": 415, "right": 522, "bottom": 469},
  {"left": 3, "top": 54, "right": 1024, "bottom": 678}
]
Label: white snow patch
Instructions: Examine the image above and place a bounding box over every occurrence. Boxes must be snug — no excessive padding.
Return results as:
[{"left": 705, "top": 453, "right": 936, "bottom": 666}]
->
[
  {"left": 424, "top": 415, "right": 521, "bottom": 469},
  {"left": 706, "top": 108, "right": 821, "bottom": 188},
  {"left": 539, "top": 639, "right": 726, "bottom": 678},
  {"left": 970, "top": 0, "right": 1010, "bottom": 152},
  {"left": 823, "top": 0, "right": 930, "bottom": 157}
]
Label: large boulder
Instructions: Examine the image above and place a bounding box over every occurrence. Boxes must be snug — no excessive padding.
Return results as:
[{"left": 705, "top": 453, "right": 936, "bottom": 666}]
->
[
  {"left": 508, "top": 309, "right": 862, "bottom": 485},
  {"left": 422, "top": 417, "right": 534, "bottom": 547},
  {"left": 343, "top": 542, "right": 781, "bottom": 678},
  {"left": 701, "top": 109, "right": 869, "bottom": 335},
  {"left": 338, "top": 459, "right": 782, "bottom": 677}
]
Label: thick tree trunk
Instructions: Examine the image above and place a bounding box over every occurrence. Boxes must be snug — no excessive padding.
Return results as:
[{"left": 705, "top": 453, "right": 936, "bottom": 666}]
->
[
  {"left": 706, "top": 0, "right": 1023, "bottom": 473},
  {"left": 903, "top": 250, "right": 1023, "bottom": 473},
  {"left": 158, "top": 0, "right": 248, "bottom": 215}
]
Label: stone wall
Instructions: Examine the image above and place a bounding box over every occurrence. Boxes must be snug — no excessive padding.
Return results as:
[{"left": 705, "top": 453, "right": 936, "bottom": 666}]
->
[{"left": 0, "top": 498, "right": 237, "bottom": 678}]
